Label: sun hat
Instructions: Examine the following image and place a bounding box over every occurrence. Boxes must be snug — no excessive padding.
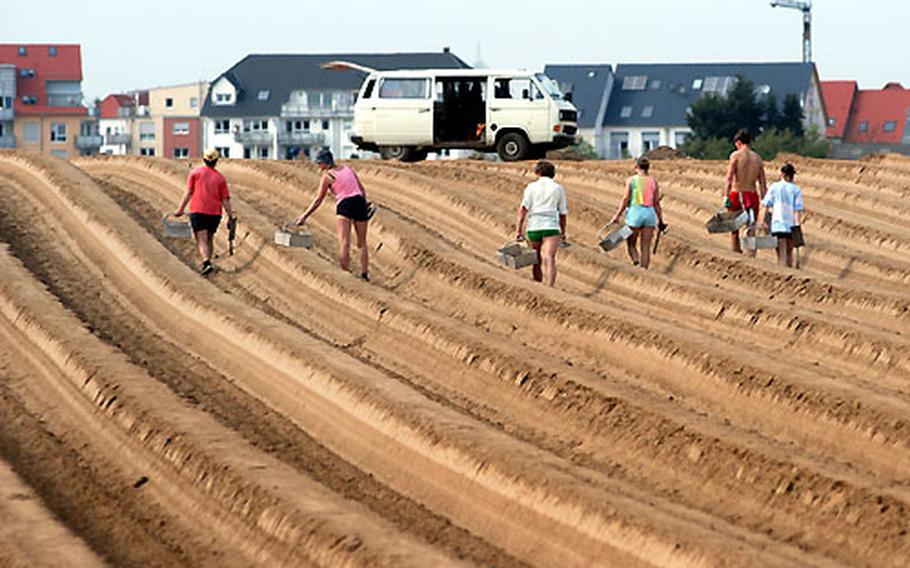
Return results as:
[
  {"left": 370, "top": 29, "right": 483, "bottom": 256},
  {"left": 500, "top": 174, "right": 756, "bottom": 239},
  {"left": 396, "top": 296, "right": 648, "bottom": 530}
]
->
[{"left": 203, "top": 148, "right": 220, "bottom": 162}]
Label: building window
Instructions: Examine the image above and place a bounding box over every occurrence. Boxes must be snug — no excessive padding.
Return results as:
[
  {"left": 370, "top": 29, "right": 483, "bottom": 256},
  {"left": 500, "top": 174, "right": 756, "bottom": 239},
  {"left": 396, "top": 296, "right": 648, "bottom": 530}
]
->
[
  {"left": 244, "top": 120, "right": 269, "bottom": 132},
  {"left": 23, "top": 123, "right": 39, "bottom": 144},
  {"left": 0, "top": 96, "right": 9, "bottom": 109},
  {"left": 620, "top": 106, "right": 633, "bottom": 118},
  {"left": 859, "top": 121, "right": 868, "bottom": 133},
  {"left": 140, "top": 148, "right": 155, "bottom": 156},
  {"left": 173, "top": 147, "right": 189, "bottom": 158},
  {"left": 322, "top": 120, "right": 329, "bottom": 130},
  {"left": 674, "top": 131, "right": 690, "bottom": 147},
  {"left": 303, "top": 120, "right": 310, "bottom": 131},
  {"left": 49, "top": 46, "right": 57, "bottom": 56},
  {"left": 257, "top": 90, "right": 270, "bottom": 101},
  {"left": 215, "top": 93, "right": 232, "bottom": 104},
  {"left": 827, "top": 118, "right": 837, "bottom": 127},
  {"left": 258, "top": 147, "right": 269, "bottom": 159},
  {"left": 214, "top": 119, "right": 230, "bottom": 134},
  {"left": 692, "top": 78, "right": 703, "bottom": 90},
  {"left": 243, "top": 148, "right": 251, "bottom": 159},
  {"left": 621, "top": 76, "right": 647, "bottom": 91},
  {"left": 18, "top": 46, "right": 26, "bottom": 56},
  {"left": 165, "top": 97, "right": 174, "bottom": 108},
  {"left": 642, "top": 131, "right": 660, "bottom": 152},
  {"left": 883, "top": 120, "right": 897, "bottom": 132},
  {"left": 190, "top": 97, "right": 198, "bottom": 108},
  {"left": 50, "top": 123, "right": 67, "bottom": 143},
  {"left": 650, "top": 80, "right": 661, "bottom": 90},
  {"left": 173, "top": 122, "right": 190, "bottom": 135},
  {"left": 215, "top": 146, "right": 230, "bottom": 158},
  {"left": 642, "top": 106, "right": 654, "bottom": 118},
  {"left": 139, "top": 123, "right": 155, "bottom": 141}
]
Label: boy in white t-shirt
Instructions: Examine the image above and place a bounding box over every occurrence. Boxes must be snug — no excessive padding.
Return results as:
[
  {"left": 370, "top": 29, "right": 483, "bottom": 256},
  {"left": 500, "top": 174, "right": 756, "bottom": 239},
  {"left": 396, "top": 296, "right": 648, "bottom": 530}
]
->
[
  {"left": 514, "top": 160, "right": 568, "bottom": 286},
  {"left": 760, "top": 162, "right": 804, "bottom": 268}
]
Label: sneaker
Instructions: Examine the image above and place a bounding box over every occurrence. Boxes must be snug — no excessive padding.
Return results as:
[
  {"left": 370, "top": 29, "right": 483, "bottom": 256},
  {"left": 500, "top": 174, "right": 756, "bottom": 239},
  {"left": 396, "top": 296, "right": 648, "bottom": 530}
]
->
[
  {"left": 360, "top": 272, "right": 370, "bottom": 282},
  {"left": 201, "top": 260, "right": 213, "bottom": 276}
]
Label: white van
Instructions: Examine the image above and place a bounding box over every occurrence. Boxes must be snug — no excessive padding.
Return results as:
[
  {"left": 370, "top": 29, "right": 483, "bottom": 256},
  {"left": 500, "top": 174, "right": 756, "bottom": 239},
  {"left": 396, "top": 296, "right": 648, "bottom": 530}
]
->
[{"left": 325, "top": 62, "right": 579, "bottom": 161}]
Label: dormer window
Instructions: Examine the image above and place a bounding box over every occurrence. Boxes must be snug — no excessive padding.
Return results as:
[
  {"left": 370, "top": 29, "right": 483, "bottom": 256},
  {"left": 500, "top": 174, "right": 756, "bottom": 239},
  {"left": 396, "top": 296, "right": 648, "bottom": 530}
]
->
[
  {"left": 18, "top": 46, "right": 26, "bottom": 56},
  {"left": 257, "top": 90, "right": 270, "bottom": 101},
  {"left": 215, "top": 93, "right": 233, "bottom": 105},
  {"left": 49, "top": 46, "right": 57, "bottom": 57}
]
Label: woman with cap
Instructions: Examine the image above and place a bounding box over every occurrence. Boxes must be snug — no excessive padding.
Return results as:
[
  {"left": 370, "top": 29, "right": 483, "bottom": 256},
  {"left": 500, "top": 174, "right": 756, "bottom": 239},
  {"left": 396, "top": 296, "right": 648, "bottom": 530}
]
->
[
  {"left": 760, "top": 162, "right": 804, "bottom": 268},
  {"left": 609, "top": 157, "right": 665, "bottom": 269},
  {"left": 174, "top": 148, "right": 235, "bottom": 275},
  {"left": 295, "top": 149, "right": 372, "bottom": 280}
]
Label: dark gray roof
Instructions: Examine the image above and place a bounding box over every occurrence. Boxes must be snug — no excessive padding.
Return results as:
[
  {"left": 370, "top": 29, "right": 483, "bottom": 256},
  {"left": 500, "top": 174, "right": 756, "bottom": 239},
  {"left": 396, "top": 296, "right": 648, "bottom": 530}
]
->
[
  {"left": 604, "top": 62, "right": 817, "bottom": 127},
  {"left": 202, "top": 51, "right": 470, "bottom": 118},
  {"left": 544, "top": 64, "right": 613, "bottom": 128}
]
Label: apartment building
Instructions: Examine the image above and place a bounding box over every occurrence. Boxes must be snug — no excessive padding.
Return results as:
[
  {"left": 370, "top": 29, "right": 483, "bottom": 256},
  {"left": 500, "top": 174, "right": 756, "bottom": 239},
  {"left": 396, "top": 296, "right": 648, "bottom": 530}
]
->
[
  {"left": 0, "top": 44, "right": 100, "bottom": 158},
  {"left": 202, "top": 49, "right": 469, "bottom": 160},
  {"left": 99, "top": 94, "right": 135, "bottom": 155},
  {"left": 602, "top": 62, "right": 827, "bottom": 159},
  {"left": 822, "top": 81, "right": 910, "bottom": 158}
]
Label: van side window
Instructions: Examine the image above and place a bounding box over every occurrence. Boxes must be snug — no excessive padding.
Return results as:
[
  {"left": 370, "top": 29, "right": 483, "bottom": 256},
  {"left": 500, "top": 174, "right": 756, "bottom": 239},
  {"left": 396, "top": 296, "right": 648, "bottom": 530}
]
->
[
  {"left": 363, "top": 79, "right": 376, "bottom": 99},
  {"left": 379, "top": 78, "right": 430, "bottom": 99},
  {"left": 494, "top": 78, "right": 543, "bottom": 100}
]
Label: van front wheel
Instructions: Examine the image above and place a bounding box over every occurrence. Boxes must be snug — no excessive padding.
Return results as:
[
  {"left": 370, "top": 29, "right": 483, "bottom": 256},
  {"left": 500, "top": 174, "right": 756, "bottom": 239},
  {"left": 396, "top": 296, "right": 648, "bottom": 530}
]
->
[
  {"left": 496, "top": 133, "right": 530, "bottom": 161},
  {"left": 379, "top": 145, "right": 412, "bottom": 161}
]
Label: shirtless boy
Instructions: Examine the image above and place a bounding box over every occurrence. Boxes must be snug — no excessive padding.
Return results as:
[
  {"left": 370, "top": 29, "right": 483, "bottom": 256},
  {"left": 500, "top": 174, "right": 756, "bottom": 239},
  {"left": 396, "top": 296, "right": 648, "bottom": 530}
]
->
[{"left": 724, "top": 129, "right": 767, "bottom": 254}]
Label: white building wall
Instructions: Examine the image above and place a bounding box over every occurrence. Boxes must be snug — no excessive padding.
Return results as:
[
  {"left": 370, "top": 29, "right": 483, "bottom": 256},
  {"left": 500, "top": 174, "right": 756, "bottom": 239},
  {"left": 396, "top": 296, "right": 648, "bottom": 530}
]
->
[
  {"left": 602, "top": 125, "right": 692, "bottom": 159},
  {"left": 99, "top": 117, "right": 131, "bottom": 155}
]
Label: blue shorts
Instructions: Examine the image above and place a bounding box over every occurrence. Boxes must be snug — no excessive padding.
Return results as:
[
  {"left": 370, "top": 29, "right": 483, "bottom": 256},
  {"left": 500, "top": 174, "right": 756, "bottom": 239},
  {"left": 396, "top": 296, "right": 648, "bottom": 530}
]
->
[{"left": 626, "top": 205, "right": 656, "bottom": 228}]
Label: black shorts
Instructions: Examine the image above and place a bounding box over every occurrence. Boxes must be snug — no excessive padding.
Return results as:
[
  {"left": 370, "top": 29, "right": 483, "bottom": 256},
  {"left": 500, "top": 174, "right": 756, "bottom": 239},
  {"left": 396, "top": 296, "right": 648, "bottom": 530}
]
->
[
  {"left": 772, "top": 231, "right": 791, "bottom": 239},
  {"left": 189, "top": 213, "right": 222, "bottom": 234},
  {"left": 336, "top": 195, "right": 369, "bottom": 221}
]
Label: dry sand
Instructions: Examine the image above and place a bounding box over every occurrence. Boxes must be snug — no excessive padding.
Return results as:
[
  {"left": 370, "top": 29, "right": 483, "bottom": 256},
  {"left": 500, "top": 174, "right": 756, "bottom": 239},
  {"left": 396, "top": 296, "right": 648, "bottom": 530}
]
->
[{"left": 0, "top": 149, "right": 908, "bottom": 567}]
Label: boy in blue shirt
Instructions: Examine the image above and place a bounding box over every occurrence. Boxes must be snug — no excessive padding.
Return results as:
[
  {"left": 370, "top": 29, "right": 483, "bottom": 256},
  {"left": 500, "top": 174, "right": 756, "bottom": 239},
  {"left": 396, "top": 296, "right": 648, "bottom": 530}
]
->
[{"left": 760, "top": 163, "right": 804, "bottom": 268}]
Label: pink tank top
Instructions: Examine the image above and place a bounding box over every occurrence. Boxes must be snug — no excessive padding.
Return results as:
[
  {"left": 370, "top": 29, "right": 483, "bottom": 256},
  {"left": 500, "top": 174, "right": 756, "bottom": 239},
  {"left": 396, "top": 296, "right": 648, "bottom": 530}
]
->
[
  {"left": 328, "top": 166, "right": 364, "bottom": 201},
  {"left": 627, "top": 175, "right": 657, "bottom": 207}
]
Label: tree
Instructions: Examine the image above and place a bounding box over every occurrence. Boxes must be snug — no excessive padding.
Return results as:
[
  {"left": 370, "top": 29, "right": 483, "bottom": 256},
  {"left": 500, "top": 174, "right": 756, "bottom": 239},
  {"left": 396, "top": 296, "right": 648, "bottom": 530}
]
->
[
  {"left": 686, "top": 93, "right": 733, "bottom": 140},
  {"left": 780, "top": 93, "right": 805, "bottom": 137},
  {"left": 764, "top": 93, "right": 782, "bottom": 131},
  {"left": 726, "top": 75, "right": 763, "bottom": 137}
]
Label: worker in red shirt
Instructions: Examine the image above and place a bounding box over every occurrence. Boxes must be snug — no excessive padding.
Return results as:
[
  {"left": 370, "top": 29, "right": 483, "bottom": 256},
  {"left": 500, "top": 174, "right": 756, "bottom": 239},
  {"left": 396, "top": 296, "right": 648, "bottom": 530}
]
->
[{"left": 174, "top": 149, "right": 235, "bottom": 275}]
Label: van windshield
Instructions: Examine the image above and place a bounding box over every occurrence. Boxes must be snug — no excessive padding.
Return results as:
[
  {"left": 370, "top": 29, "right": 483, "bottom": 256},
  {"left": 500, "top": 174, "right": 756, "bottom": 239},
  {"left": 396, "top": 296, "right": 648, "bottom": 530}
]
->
[{"left": 534, "top": 74, "right": 564, "bottom": 100}]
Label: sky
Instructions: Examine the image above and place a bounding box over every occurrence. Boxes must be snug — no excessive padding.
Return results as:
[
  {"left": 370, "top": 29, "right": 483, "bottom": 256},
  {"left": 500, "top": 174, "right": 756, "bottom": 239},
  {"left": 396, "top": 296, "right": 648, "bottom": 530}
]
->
[{"left": 2, "top": 0, "right": 907, "bottom": 101}]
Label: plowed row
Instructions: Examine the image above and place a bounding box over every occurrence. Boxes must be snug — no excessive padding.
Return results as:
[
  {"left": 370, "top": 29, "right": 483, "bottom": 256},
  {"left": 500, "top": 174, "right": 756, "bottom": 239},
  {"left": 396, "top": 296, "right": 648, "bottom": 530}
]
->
[{"left": 0, "top": 149, "right": 908, "bottom": 567}]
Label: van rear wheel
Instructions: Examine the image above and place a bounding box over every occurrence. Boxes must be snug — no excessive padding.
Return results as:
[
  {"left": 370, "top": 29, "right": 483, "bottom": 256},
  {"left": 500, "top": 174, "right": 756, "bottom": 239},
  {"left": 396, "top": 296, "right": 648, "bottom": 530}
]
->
[
  {"left": 496, "top": 133, "right": 530, "bottom": 161},
  {"left": 379, "top": 145, "right": 412, "bottom": 161}
]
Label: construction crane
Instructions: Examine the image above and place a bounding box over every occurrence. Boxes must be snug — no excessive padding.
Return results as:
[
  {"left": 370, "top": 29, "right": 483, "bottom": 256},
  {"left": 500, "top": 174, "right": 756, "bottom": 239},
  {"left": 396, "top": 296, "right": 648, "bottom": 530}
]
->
[{"left": 770, "top": 0, "right": 813, "bottom": 63}]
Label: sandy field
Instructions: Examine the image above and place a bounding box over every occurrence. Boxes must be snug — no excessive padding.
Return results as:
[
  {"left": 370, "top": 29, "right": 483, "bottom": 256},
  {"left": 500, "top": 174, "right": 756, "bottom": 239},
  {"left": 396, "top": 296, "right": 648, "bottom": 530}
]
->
[{"left": 0, "top": 149, "right": 908, "bottom": 567}]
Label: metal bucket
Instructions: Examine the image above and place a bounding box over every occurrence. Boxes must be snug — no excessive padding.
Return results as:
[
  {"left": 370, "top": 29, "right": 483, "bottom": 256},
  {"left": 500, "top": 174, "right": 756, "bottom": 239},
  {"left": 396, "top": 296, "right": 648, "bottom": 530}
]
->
[
  {"left": 705, "top": 209, "right": 750, "bottom": 234},
  {"left": 274, "top": 225, "right": 314, "bottom": 248},
  {"left": 162, "top": 214, "right": 192, "bottom": 238},
  {"left": 496, "top": 241, "right": 539, "bottom": 269},
  {"left": 597, "top": 223, "right": 633, "bottom": 252},
  {"left": 740, "top": 235, "right": 778, "bottom": 250}
]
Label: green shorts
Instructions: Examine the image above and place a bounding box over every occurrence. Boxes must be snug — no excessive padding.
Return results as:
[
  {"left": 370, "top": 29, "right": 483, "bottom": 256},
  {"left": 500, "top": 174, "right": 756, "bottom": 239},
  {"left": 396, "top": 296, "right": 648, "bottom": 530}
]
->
[{"left": 526, "top": 229, "right": 561, "bottom": 242}]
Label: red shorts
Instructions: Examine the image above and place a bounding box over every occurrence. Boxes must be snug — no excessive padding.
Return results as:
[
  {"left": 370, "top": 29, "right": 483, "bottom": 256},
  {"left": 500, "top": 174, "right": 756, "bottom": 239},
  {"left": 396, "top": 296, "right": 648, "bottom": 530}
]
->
[{"left": 728, "top": 191, "right": 760, "bottom": 220}]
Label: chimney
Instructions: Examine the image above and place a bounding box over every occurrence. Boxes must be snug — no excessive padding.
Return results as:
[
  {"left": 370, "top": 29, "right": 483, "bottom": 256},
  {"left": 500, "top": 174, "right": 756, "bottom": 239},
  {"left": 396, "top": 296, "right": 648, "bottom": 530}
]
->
[{"left": 442, "top": 47, "right": 450, "bottom": 53}]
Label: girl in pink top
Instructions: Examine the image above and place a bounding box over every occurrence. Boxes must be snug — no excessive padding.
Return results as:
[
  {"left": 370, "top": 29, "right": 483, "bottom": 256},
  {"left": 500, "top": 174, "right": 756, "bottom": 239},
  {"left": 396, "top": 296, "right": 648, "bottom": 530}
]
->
[{"left": 295, "top": 149, "right": 373, "bottom": 281}]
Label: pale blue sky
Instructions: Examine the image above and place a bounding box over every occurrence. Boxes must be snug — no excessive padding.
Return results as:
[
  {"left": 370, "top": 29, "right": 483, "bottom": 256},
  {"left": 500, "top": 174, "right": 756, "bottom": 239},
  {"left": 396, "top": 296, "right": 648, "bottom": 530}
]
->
[{"left": 2, "top": 0, "right": 906, "bottom": 100}]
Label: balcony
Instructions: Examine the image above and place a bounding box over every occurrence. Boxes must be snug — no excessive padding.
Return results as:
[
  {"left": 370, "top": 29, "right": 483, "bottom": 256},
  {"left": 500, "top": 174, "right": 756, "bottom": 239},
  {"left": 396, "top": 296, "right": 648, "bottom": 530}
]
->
[
  {"left": 233, "top": 130, "right": 272, "bottom": 146},
  {"left": 280, "top": 104, "right": 353, "bottom": 118},
  {"left": 0, "top": 108, "right": 12, "bottom": 121},
  {"left": 104, "top": 133, "right": 132, "bottom": 145},
  {"left": 277, "top": 131, "right": 324, "bottom": 146},
  {"left": 0, "top": 134, "right": 15, "bottom": 148},
  {"left": 75, "top": 135, "right": 103, "bottom": 149},
  {"left": 47, "top": 94, "right": 84, "bottom": 108}
]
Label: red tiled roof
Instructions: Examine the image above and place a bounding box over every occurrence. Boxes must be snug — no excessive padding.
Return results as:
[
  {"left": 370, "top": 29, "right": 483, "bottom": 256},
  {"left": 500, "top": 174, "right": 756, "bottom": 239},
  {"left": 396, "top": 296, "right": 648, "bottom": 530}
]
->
[
  {"left": 843, "top": 84, "right": 910, "bottom": 144},
  {"left": 0, "top": 43, "right": 87, "bottom": 116},
  {"left": 820, "top": 81, "right": 857, "bottom": 139},
  {"left": 99, "top": 94, "right": 135, "bottom": 118}
]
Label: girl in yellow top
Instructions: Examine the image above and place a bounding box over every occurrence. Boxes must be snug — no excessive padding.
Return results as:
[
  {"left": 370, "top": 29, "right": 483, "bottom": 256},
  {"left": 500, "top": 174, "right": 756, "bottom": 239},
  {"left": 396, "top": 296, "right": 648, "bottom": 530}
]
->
[{"left": 610, "top": 157, "right": 665, "bottom": 269}]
